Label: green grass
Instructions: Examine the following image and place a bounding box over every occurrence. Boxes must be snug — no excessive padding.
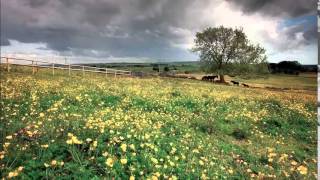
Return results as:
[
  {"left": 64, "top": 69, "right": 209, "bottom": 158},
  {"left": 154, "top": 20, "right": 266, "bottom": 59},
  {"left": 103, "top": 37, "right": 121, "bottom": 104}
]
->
[
  {"left": 81, "top": 62, "right": 202, "bottom": 74},
  {"left": 75, "top": 62, "right": 317, "bottom": 91},
  {"left": 79, "top": 62, "right": 317, "bottom": 91},
  {"left": 232, "top": 73, "right": 317, "bottom": 91},
  {"left": 0, "top": 66, "right": 317, "bottom": 179}
]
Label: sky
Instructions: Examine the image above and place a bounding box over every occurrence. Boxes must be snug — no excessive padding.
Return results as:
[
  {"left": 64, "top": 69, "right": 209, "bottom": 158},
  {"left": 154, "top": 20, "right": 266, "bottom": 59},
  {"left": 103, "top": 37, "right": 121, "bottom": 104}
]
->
[{"left": 0, "top": 0, "right": 318, "bottom": 64}]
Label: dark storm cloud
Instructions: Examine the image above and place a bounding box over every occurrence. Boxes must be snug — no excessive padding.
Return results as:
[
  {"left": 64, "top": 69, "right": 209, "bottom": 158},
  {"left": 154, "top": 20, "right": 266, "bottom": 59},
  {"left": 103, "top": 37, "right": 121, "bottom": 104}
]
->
[
  {"left": 1, "top": 0, "right": 203, "bottom": 58},
  {"left": 227, "top": 0, "right": 317, "bottom": 17},
  {"left": 1, "top": 38, "right": 10, "bottom": 46},
  {"left": 24, "top": 0, "right": 49, "bottom": 8},
  {"left": 79, "top": 1, "right": 120, "bottom": 27},
  {"left": 0, "top": 0, "right": 317, "bottom": 59}
]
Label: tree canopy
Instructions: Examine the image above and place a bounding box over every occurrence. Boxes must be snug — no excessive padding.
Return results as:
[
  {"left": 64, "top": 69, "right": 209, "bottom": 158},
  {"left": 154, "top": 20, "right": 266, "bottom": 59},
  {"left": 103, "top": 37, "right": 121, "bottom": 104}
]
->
[{"left": 192, "top": 26, "right": 269, "bottom": 82}]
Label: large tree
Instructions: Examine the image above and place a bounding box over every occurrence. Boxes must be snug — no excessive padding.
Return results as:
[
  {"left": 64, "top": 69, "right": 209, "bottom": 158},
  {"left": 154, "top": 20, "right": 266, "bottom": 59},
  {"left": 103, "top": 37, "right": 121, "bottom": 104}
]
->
[{"left": 192, "top": 26, "right": 268, "bottom": 82}]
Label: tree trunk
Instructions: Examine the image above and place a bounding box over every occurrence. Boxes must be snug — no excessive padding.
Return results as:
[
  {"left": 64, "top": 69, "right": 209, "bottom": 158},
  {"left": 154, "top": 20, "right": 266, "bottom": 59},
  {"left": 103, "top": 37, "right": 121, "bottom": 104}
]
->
[{"left": 219, "top": 74, "right": 226, "bottom": 83}]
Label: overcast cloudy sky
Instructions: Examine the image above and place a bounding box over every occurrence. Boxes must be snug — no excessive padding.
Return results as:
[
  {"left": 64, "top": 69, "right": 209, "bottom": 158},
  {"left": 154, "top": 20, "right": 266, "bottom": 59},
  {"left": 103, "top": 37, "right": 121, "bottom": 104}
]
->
[{"left": 1, "top": 0, "right": 317, "bottom": 64}]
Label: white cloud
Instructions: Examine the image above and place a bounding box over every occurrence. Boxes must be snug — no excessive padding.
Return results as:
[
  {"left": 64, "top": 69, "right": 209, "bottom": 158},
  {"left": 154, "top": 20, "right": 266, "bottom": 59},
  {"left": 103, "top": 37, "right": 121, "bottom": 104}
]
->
[
  {"left": 166, "top": 0, "right": 316, "bottom": 64},
  {"left": 165, "top": 1, "right": 280, "bottom": 53}
]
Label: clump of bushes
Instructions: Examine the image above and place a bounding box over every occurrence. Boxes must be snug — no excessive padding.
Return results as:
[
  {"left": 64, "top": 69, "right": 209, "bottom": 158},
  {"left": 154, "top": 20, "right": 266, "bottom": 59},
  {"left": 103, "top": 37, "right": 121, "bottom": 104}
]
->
[
  {"left": 191, "top": 119, "right": 215, "bottom": 134},
  {"left": 164, "top": 66, "right": 170, "bottom": 72},
  {"left": 231, "top": 128, "right": 248, "bottom": 140}
]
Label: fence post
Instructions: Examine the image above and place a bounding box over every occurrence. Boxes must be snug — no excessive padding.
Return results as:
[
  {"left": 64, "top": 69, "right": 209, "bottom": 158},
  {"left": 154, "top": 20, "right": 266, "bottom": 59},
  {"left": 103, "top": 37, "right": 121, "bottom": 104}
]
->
[
  {"left": 36, "top": 62, "right": 38, "bottom": 73},
  {"left": 32, "top": 60, "right": 35, "bottom": 74},
  {"left": 6, "top": 58, "right": 9, "bottom": 72},
  {"left": 114, "top": 70, "right": 117, "bottom": 78},
  {"left": 106, "top": 68, "right": 108, "bottom": 78},
  {"left": 82, "top": 66, "right": 85, "bottom": 76},
  {"left": 52, "top": 63, "right": 55, "bottom": 76},
  {"left": 68, "top": 64, "right": 71, "bottom": 76}
]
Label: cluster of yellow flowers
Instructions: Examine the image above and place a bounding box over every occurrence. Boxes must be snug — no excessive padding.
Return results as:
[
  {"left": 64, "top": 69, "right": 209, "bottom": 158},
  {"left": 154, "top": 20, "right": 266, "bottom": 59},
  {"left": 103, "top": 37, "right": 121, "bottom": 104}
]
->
[
  {"left": 66, "top": 133, "right": 83, "bottom": 144},
  {"left": 267, "top": 147, "right": 277, "bottom": 162},
  {"left": 44, "top": 160, "right": 64, "bottom": 168},
  {"left": 297, "top": 165, "right": 308, "bottom": 175},
  {"left": 290, "top": 160, "right": 308, "bottom": 175},
  {"left": 41, "top": 144, "right": 49, "bottom": 148},
  {"left": 1, "top": 70, "right": 317, "bottom": 179},
  {"left": 7, "top": 166, "right": 24, "bottom": 178}
]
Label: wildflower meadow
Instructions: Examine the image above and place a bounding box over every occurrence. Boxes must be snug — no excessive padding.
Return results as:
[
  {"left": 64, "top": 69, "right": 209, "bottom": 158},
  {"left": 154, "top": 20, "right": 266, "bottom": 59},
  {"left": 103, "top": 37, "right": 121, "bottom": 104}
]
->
[{"left": 0, "top": 70, "right": 317, "bottom": 179}]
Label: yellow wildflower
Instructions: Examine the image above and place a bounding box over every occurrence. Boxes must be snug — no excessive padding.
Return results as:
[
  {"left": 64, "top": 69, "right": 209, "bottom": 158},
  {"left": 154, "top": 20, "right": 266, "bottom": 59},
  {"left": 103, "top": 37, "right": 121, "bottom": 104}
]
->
[
  {"left": 66, "top": 134, "right": 83, "bottom": 145},
  {"left": 120, "top": 158, "right": 128, "bottom": 164},
  {"left": 106, "top": 158, "right": 114, "bottom": 167},
  {"left": 170, "top": 175, "right": 178, "bottom": 180},
  {"left": 4, "top": 142, "right": 10, "bottom": 148},
  {"left": 268, "top": 152, "right": 277, "bottom": 157},
  {"left": 154, "top": 172, "right": 160, "bottom": 177},
  {"left": 201, "top": 173, "right": 208, "bottom": 180},
  {"left": 169, "top": 161, "right": 175, "bottom": 166},
  {"left": 51, "top": 160, "right": 57, "bottom": 166},
  {"left": 120, "top": 144, "right": 127, "bottom": 152},
  {"left": 41, "top": 144, "right": 49, "bottom": 148},
  {"left": 8, "top": 171, "right": 18, "bottom": 178},
  {"left": 199, "top": 160, "right": 204, "bottom": 166},
  {"left": 297, "top": 165, "right": 308, "bottom": 175},
  {"left": 129, "top": 144, "right": 135, "bottom": 150},
  {"left": 192, "top": 149, "right": 200, "bottom": 153},
  {"left": 93, "top": 141, "right": 98, "bottom": 147},
  {"left": 151, "top": 157, "right": 158, "bottom": 164}
]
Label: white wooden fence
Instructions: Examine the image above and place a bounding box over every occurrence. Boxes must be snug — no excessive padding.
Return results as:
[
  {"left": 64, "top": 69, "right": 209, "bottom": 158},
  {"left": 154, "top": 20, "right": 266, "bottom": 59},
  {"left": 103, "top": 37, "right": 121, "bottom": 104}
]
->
[{"left": 0, "top": 57, "right": 132, "bottom": 77}]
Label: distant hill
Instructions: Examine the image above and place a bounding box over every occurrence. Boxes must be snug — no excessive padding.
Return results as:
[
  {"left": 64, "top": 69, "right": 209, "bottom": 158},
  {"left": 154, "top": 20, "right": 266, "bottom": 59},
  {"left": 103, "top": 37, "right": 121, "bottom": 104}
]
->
[{"left": 75, "top": 61, "right": 316, "bottom": 74}]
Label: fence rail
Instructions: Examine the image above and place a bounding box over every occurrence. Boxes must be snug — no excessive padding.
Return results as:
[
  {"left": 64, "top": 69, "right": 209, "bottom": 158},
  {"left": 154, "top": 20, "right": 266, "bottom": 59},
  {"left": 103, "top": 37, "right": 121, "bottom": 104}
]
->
[{"left": 0, "top": 57, "right": 132, "bottom": 77}]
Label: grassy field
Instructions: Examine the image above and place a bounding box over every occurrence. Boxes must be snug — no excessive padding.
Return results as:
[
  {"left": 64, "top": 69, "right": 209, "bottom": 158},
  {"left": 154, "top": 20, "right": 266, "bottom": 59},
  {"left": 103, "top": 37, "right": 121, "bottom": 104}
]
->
[
  {"left": 0, "top": 67, "right": 317, "bottom": 179},
  {"left": 233, "top": 73, "right": 317, "bottom": 91},
  {"left": 82, "top": 61, "right": 201, "bottom": 74},
  {"left": 84, "top": 62, "right": 317, "bottom": 91},
  {"left": 172, "top": 73, "right": 317, "bottom": 92}
]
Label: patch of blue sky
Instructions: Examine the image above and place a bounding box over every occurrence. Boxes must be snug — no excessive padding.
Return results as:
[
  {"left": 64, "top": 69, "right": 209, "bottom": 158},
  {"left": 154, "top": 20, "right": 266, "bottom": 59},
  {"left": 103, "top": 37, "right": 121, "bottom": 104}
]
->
[{"left": 278, "top": 15, "right": 317, "bottom": 30}]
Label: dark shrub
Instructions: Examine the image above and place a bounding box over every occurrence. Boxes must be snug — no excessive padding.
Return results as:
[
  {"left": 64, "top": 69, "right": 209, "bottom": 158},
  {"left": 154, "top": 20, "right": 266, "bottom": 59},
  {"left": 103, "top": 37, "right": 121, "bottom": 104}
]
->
[
  {"left": 267, "top": 119, "right": 282, "bottom": 128},
  {"left": 152, "top": 65, "right": 159, "bottom": 71},
  {"left": 191, "top": 120, "right": 215, "bottom": 134},
  {"left": 259, "top": 155, "right": 269, "bottom": 165},
  {"left": 231, "top": 128, "right": 248, "bottom": 140},
  {"left": 171, "top": 91, "right": 181, "bottom": 97}
]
